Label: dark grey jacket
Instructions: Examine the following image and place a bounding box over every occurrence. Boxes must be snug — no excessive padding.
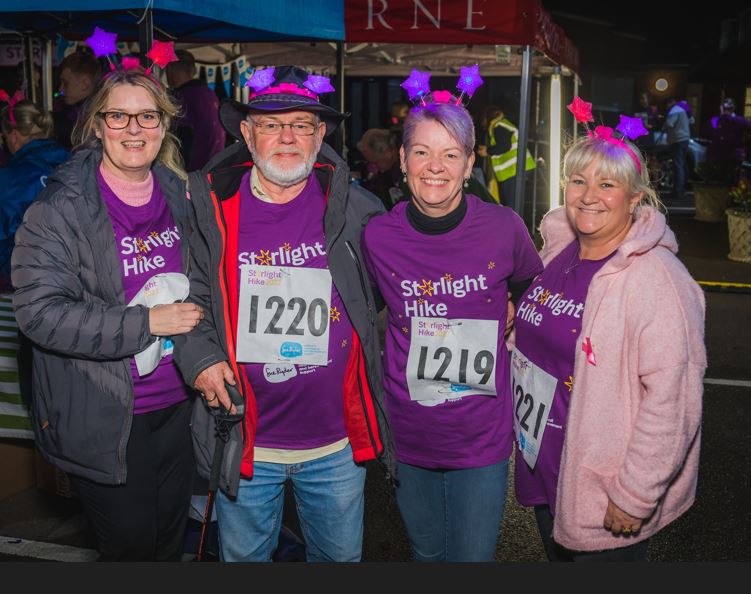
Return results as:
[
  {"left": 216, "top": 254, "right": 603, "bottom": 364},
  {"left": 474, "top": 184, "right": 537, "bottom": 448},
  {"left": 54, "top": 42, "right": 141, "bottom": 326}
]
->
[
  {"left": 11, "top": 148, "right": 192, "bottom": 484},
  {"left": 173, "top": 141, "right": 397, "bottom": 497}
]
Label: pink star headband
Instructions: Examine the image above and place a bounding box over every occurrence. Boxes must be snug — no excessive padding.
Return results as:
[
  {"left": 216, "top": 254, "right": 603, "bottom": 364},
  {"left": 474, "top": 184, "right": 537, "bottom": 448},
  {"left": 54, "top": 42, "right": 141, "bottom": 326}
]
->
[
  {"left": 401, "top": 64, "right": 484, "bottom": 109},
  {"left": 567, "top": 96, "right": 649, "bottom": 174},
  {"left": 0, "top": 89, "right": 25, "bottom": 126}
]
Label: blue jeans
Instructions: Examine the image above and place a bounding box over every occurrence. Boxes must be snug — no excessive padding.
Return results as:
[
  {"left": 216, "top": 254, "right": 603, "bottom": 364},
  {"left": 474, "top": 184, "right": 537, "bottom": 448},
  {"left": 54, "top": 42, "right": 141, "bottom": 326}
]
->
[
  {"left": 671, "top": 140, "right": 689, "bottom": 199},
  {"left": 215, "top": 444, "right": 366, "bottom": 562},
  {"left": 395, "top": 459, "right": 509, "bottom": 562}
]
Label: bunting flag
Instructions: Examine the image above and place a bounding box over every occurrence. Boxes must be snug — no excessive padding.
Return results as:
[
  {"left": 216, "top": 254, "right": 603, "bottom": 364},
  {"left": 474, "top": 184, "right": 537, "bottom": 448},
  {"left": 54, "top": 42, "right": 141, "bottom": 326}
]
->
[
  {"left": 205, "top": 65, "right": 216, "bottom": 91},
  {"left": 0, "top": 294, "right": 31, "bottom": 440},
  {"left": 221, "top": 63, "right": 232, "bottom": 96},
  {"left": 236, "top": 57, "right": 254, "bottom": 102},
  {"left": 55, "top": 35, "right": 71, "bottom": 64}
]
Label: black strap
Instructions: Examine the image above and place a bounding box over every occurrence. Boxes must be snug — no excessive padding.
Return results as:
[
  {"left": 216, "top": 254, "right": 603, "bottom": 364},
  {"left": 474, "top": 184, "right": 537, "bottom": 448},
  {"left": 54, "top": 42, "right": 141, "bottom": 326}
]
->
[{"left": 198, "top": 418, "right": 233, "bottom": 561}]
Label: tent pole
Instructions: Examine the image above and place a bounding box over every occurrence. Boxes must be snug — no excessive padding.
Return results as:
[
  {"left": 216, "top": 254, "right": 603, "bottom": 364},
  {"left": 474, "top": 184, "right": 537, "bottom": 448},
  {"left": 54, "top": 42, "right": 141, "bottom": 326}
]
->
[
  {"left": 138, "top": 8, "right": 154, "bottom": 67},
  {"left": 336, "top": 41, "right": 346, "bottom": 157},
  {"left": 514, "top": 45, "right": 533, "bottom": 222},
  {"left": 532, "top": 78, "right": 541, "bottom": 231},
  {"left": 41, "top": 38, "right": 53, "bottom": 112},
  {"left": 24, "top": 37, "right": 38, "bottom": 104}
]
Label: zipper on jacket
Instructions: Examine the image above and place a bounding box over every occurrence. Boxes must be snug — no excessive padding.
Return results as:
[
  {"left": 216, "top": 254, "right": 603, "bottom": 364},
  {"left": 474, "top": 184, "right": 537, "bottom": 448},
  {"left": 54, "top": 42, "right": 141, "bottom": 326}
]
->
[{"left": 344, "top": 240, "right": 374, "bottom": 327}]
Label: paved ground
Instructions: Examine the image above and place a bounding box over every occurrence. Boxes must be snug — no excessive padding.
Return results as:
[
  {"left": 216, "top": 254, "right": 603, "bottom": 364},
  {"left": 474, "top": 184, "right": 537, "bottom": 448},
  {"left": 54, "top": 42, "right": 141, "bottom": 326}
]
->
[{"left": 1, "top": 210, "right": 749, "bottom": 562}]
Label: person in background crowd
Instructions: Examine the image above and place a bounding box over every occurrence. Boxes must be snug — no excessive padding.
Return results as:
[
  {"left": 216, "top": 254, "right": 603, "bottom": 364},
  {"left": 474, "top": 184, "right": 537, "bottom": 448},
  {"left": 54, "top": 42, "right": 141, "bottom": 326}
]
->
[
  {"left": 512, "top": 120, "right": 705, "bottom": 561},
  {"left": 477, "top": 104, "right": 536, "bottom": 206},
  {"left": 173, "top": 65, "right": 396, "bottom": 562},
  {"left": 356, "top": 128, "right": 404, "bottom": 210},
  {"left": 0, "top": 100, "right": 68, "bottom": 292},
  {"left": 362, "top": 92, "right": 542, "bottom": 561},
  {"left": 704, "top": 98, "right": 751, "bottom": 166},
  {"left": 664, "top": 97, "right": 691, "bottom": 199},
  {"left": 12, "top": 69, "right": 203, "bottom": 561},
  {"left": 53, "top": 50, "right": 101, "bottom": 149},
  {"left": 389, "top": 100, "right": 410, "bottom": 147},
  {"left": 166, "top": 49, "right": 226, "bottom": 172},
  {"left": 634, "top": 91, "right": 661, "bottom": 151}
]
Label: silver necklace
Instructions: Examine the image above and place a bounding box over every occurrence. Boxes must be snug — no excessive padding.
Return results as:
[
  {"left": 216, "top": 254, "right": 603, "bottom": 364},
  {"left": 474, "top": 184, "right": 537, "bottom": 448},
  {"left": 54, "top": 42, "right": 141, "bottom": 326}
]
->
[{"left": 563, "top": 248, "right": 581, "bottom": 275}]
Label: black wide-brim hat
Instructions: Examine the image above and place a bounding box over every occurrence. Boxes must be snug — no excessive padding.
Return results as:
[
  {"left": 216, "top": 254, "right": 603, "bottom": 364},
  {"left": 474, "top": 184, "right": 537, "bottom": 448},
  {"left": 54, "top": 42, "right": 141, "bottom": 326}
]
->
[{"left": 219, "top": 65, "right": 347, "bottom": 140}]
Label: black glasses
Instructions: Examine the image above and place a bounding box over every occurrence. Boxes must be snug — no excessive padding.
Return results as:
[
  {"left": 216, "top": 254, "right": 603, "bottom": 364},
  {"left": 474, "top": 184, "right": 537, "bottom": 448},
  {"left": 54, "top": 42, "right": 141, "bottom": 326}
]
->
[
  {"left": 99, "top": 111, "right": 163, "bottom": 130},
  {"left": 251, "top": 119, "right": 317, "bottom": 136}
]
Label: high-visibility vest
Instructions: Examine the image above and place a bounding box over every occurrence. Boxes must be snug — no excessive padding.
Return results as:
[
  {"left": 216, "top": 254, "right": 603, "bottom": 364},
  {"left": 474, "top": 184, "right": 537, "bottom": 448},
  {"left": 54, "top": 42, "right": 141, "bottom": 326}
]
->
[{"left": 488, "top": 116, "right": 536, "bottom": 183}]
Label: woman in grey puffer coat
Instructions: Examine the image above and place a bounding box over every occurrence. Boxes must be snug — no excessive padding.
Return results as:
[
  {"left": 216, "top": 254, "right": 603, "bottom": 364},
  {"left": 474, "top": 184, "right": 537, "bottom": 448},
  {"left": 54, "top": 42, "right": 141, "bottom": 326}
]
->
[{"left": 11, "top": 69, "right": 203, "bottom": 561}]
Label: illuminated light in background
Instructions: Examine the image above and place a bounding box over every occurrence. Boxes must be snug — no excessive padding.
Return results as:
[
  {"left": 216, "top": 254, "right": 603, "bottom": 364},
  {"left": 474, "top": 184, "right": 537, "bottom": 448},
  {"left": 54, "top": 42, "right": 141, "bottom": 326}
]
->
[
  {"left": 655, "top": 78, "right": 669, "bottom": 92},
  {"left": 549, "top": 73, "right": 562, "bottom": 212}
]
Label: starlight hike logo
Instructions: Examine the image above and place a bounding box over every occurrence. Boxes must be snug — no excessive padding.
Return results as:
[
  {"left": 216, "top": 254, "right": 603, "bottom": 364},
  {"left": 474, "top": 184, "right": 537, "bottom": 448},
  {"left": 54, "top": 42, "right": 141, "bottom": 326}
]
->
[
  {"left": 119, "top": 226, "right": 180, "bottom": 277},
  {"left": 400, "top": 273, "right": 488, "bottom": 317},
  {"left": 238, "top": 241, "right": 326, "bottom": 267}
]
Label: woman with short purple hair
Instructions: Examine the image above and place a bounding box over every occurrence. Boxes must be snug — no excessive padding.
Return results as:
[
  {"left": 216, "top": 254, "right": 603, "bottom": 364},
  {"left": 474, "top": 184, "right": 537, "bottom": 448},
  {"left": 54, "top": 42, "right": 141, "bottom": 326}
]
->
[{"left": 362, "top": 96, "right": 542, "bottom": 561}]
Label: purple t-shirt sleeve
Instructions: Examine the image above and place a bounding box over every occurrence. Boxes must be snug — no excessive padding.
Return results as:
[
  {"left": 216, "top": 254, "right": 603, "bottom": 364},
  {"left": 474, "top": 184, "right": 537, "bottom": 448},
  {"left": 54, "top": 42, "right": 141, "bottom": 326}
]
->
[{"left": 509, "top": 210, "right": 544, "bottom": 283}]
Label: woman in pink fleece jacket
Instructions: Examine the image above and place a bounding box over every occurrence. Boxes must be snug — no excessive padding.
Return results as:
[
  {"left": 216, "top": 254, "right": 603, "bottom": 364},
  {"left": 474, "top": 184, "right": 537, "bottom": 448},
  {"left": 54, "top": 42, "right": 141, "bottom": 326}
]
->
[{"left": 511, "top": 131, "right": 706, "bottom": 561}]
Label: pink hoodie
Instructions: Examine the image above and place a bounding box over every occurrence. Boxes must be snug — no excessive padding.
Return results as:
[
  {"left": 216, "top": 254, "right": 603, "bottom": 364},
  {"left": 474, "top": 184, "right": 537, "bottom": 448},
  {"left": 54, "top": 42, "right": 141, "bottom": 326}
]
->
[{"left": 537, "top": 206, "right": 706, "bottom": 552}]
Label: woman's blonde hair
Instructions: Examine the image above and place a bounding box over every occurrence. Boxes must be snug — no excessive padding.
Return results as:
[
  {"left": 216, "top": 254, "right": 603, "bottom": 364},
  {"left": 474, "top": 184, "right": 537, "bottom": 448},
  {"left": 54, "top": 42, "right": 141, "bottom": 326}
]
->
[
  {"left": 561, "top": 134, "right": 662, "bottom": 210},
  {"left": 73, "top": 69, "right": 186, "bottom": 181},
  {"left": 1, "top": 100, "right": 54, "bottom": 140}
]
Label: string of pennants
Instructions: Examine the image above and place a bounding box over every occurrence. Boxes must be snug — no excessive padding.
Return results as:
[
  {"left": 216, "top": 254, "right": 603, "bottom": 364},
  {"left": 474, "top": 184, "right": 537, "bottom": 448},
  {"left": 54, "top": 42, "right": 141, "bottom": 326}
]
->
[{"left": 56, "top": 36, "right": 331, "bottom": 102}]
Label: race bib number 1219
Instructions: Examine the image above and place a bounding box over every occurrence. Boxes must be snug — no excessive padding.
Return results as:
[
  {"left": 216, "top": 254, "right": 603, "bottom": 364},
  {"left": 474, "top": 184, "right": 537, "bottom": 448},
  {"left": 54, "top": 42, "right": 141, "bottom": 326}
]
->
[{"left": 406, "top": 317, "right": 498, "bottom": 405}]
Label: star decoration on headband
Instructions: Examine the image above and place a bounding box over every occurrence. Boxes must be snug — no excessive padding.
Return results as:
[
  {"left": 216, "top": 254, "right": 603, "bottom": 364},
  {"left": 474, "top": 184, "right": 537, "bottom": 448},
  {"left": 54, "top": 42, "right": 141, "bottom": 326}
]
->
[
  {"left": 401, "top": 69, "right": 431, "bottom": 101},
  {"left": 432, "top": 90, "right": 453, "bottom": 104},
  {"left": 85, "top": 27, "right": 118, "bottom": 59},
  {"left": 248, "top": 67, "right": 276, "bottom": 92},
  {"left": 145, "top": 40, "right": 178, "bottom": 73},
  {"left": 121, "top": 57, "right": 141, "bottom": 70},
  {"left": 456, "top": 64, "right": 483, "bottom": 97},
  {"left": 304, "top": 74, "right": 335, "bottom": 95},
  {"left": 616, "top": 115, "right": 649, "bottom": 141},
  {"left": 567, "top": 96, "right": 593, "bottom": 124},
  {"left": 594, "top": 125, "right": 614, "bottom": 139}
]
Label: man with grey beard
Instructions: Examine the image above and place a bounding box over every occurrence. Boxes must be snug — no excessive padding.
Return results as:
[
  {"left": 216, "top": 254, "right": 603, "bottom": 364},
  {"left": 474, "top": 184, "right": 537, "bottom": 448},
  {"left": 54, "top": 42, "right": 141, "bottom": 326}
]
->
[{"left": 174, "top": 66, "right": 396, "bottom": 562}]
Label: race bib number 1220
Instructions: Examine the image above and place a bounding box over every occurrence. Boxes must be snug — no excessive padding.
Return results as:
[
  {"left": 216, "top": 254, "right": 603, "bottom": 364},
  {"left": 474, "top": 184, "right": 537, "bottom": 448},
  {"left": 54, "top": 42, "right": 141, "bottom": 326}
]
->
[{"left": 236, "top": 265, "right": 331, "bottom": 366}]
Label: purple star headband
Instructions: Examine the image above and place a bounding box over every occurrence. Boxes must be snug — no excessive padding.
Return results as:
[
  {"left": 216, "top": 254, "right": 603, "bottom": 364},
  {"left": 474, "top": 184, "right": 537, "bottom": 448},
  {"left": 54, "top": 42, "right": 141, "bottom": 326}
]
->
[
  {"left": 567, "top": 96, "right": 649, "bottom": 174},
  {"left": 246, "top": 67, "right": 336, "bottom": 101},
  {"left": 400, "top": 64, "right": 484, "bottom": 109},
  {"left": 0, "top": 89, "right": 24, "bottom": 126}
]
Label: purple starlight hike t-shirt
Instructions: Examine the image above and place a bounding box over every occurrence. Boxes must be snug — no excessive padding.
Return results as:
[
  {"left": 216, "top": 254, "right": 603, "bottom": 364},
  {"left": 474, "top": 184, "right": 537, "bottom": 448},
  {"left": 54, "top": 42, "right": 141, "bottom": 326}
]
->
[
  {"left": 362, "top": 195, "right": 543, "bottom": 469},
  {"left": 98, "top": 171, "right": 189, "bottom": 415},
  {"left": 236, "top": 171, "right": 353, "bottom": 449},
  {"left": 513, "top": 239, "right": 614, "bottom": 513}
]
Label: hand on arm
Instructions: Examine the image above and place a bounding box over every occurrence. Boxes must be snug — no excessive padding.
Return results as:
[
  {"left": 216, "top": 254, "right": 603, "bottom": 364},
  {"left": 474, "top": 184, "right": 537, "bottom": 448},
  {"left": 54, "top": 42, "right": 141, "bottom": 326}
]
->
[{"left": 149, "top": 302, "right": 204, "bottom": 336}]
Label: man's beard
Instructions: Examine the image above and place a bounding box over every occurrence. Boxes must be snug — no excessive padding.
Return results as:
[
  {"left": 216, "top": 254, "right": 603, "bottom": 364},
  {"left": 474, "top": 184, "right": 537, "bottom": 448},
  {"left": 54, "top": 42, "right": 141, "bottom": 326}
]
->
[{"left": 251, "top": 145, "right": 319, "bottom": 187}]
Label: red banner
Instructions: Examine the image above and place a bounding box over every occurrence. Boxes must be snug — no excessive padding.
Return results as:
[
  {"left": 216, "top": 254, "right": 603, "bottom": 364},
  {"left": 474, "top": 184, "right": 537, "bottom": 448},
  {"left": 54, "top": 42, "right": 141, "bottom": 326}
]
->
[{"left": 344, "top": 0, "right": 579, "bottom": 71}]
